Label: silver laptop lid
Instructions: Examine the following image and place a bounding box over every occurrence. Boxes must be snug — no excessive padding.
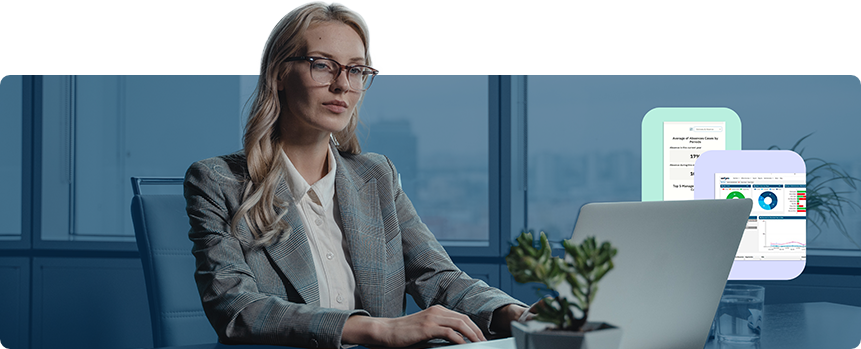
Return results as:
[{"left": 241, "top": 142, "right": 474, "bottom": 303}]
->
[{"left": 562, "top": 199, "right": 752, "bottom": 349}]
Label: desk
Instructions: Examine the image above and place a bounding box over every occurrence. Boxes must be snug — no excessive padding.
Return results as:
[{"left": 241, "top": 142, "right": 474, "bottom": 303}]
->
[
  {"left": 152, "top": 338, "right": 515, "bottom": 349},
  {"left": 704, "top": 302, "right": 861, "bottom": 349},
  {"left": 152, "top": 302, "right": 861, "bottom": 349}
]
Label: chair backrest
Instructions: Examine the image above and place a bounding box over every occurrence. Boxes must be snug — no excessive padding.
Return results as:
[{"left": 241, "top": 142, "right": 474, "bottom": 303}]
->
[{"left": 130, "top": 177, "right": 217, "bottom": 347}]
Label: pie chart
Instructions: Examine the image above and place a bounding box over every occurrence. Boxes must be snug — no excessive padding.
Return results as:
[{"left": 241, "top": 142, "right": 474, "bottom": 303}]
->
[
  {"left": 726, "top": 191, "right": 745, "bottom": 199},
  {"left": 758, "top": 191, "right": 778, "bottom": 210}
]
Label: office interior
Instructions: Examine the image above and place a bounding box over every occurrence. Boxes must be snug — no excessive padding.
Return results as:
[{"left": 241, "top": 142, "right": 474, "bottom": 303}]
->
[{"left": 1, "top": 75, "right": 860, "bottom": 349}]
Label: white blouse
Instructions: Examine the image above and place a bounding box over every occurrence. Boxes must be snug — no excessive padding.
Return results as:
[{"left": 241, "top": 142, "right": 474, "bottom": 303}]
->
[{"left": 280, "top": 145, "right": 359, "bottom": 311}]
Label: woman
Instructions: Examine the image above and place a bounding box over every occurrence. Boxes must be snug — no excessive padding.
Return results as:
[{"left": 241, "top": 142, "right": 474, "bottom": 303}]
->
[{"left": 184, "top": 3, "right": 528, "bottom": 348}]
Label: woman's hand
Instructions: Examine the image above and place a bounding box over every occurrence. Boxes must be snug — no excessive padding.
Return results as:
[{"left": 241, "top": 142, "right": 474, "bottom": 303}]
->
[
  {"left": 489, "top": 304, "right": 532, "bottom": 334},
  {"left": 342, "top": 305, "right": 486, "bottom": 347}
]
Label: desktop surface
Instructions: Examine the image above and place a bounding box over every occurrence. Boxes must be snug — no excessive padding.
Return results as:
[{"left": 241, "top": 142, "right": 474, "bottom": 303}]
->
[
  {"left": 150, "top": 302, "right": 861, "bottom": 349},
  {"left": 705, "top": 302, "right": 861, "bottom": 349},
  {"left": 152, "top": 338, "right": 515, "bottom": 349}
]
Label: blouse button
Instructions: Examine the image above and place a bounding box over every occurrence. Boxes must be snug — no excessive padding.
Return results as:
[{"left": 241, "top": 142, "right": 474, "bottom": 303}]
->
[
  {"left": 315, "top": 218, "right": 323, "bottom": 226},
  {"left": 336, "top": 294, "right": 344, "bottom": 303},
  {"left": 326, "top": 252, "right": 334, "bottom": 260}
]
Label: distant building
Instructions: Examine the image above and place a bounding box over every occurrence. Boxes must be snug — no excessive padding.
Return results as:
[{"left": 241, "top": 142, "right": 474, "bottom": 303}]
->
[{"left": 528, "top": 149, "right": 639, "bottom": 201}]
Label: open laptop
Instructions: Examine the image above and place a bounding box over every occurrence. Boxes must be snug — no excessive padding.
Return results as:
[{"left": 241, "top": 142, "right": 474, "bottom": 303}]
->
[{"left": 560, "top": 199, "right": 752, "bottom": 349}]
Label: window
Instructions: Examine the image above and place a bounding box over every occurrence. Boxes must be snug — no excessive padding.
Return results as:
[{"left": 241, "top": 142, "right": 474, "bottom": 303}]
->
[
  {"left": 526, "top": 76, "right": 861, "bottom": 252},
  {"left": 361, "top": 76, "right": 490, "bottom": 245},
  {"left": 25, "top": 75, "right": 494, "bottom": 249},
  {"left": 38, "top": 76, "right": 248, "bottom": 242},
  {"left": 0, "top": 76, "right": 23, "bottom": 242},
  {"left": 11, "top": 75, "right": 859, "bottom": 255}
]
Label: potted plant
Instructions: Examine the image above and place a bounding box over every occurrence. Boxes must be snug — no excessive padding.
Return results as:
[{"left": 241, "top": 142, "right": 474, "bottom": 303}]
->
[
  {"left": 769, "top": 133, "right": 861, "bottom": 249},
  {"left": 506, "top": 230, "right": 621, "bottom": 349}
]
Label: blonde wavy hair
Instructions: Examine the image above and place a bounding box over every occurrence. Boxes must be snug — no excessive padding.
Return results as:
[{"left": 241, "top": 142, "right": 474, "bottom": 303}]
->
[{"left": 232, "top": 2, "right": 371, "bottom": 246}]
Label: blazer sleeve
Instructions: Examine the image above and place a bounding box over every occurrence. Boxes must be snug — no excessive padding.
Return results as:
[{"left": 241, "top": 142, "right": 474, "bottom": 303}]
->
[
  {"left": 384, "top": 157, "right": 527, "bottom": 334},
  {"left": 184, "top": 160, "right": 369, "bottom": 349}
]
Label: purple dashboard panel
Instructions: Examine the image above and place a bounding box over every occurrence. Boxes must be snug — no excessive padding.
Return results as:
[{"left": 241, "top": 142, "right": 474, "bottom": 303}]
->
[{"left": 694, "top": 150, "right": 806, "bottom": 280}]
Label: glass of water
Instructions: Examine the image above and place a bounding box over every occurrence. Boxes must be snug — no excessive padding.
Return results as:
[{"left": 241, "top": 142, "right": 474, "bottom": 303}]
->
[{"left": 716, "top": 284, "right": 765, "bottom": 343}]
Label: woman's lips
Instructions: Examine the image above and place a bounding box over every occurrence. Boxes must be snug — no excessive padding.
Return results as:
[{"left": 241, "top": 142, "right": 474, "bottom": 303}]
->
[
  {"left": 324, "top": 104, "right": 347, "bottom": 113},
  {"left": 323, "top": 100, "right": 348, "bottom": 114}
]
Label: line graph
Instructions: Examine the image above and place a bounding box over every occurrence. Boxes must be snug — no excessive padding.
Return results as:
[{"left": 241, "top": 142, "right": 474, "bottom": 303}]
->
[
  {"left": 758, "top": 218, "right": 806, "bottom": 251},
  {"left": 768, "top": 241, "right": 806, "bottom": 248}
]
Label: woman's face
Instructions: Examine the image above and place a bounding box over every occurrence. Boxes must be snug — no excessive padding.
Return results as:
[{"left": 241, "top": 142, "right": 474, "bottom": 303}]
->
[{"left": 278, "top": 22, "right": 366, "bottom": 140}]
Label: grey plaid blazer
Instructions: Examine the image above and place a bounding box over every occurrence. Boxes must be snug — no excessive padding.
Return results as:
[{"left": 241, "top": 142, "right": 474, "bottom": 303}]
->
[{"left": 184, "top": 150, "right": 523, "bottom": 349}]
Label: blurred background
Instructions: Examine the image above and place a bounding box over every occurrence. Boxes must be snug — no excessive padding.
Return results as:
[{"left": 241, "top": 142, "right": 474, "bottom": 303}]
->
[{"left": 2, "top": 75, "right": 860, "bottom": 349}]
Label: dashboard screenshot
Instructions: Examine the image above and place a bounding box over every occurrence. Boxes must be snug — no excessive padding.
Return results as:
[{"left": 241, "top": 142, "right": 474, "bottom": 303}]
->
[{"left": 716, "top": 173, "right": 806, "bottom": 261}]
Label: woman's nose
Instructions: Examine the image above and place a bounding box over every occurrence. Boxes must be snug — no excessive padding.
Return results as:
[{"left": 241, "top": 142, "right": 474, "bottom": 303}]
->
[{"left": 330, "top": 68, "right": 351, "bottom": 92}]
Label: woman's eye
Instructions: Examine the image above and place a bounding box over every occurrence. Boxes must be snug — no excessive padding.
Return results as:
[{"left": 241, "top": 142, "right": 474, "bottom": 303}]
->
[
  {"left": 311, "top": 62, "right": 330, "bottom": 71},
  {"left": 348, "top": 67, "right": 362, "bottom": 75}
]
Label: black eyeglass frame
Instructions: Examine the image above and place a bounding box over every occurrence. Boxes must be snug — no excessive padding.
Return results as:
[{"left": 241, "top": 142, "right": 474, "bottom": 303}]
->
[{"left": 284, "top": 56, "right": 379, "bottom": 91}]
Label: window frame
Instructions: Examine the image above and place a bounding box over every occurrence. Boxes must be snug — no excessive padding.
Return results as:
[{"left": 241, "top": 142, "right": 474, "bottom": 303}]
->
[
  {"left": 440, "top": 76, "right": 527, "bottom": 258},
  {"left": 12, "top": 75, "right": 516, "bottom": 256},
  {"left": 6, "top": 75, "right": 861, "bottom": 270},
  {"left": 0, "top": 76, "right": 36, "bottom": 250},
  {"left": 520, "top": 75, "right": 861, "bottom": 270},
  {"left": 27, "top": 75, "right": 137, "bottom": 251}
]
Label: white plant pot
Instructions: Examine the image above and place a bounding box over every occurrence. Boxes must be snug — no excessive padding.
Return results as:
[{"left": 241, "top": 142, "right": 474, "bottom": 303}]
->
[{"left": 511, "top": 320, "right": 622, "bottom": 349}]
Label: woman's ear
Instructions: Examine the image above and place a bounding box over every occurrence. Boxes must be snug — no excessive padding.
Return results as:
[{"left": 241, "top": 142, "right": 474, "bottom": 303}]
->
[
  {"left": 276, "top": 63, "right": 290, "bottom": 91},
  {"left": 276, "top": 71, "right": 285, "bottom": 91}
]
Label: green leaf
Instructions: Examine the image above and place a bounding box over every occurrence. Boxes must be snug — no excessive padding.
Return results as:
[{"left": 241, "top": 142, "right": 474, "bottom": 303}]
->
[
  {"left": 510, "top": 231, "right": 618, "bottom": 329},
  {"left": 768, "top": 134, "right": 861, "bottom": 250}
]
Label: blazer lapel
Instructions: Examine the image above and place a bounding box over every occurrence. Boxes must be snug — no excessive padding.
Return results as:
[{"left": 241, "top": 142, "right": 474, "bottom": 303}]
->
[
  {"left": 263, "top": 177, "right": 320, "bottom": 306},
  {"left": 335, "top": 154, "right": 386, "bottom": 316}
]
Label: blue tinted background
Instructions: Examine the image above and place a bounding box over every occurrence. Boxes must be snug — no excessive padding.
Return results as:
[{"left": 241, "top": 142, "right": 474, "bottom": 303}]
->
[
  {"left": 528, "top": 76, "right": 861, "bottom": 250},
  {"left": 2, "top": 75, "right": 861, "bottom": 349}
]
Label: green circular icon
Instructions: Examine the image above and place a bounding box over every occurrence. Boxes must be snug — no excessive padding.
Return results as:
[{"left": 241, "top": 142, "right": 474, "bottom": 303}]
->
[{"left": 726, "top": 191, "right": 745, "bottom": 199}]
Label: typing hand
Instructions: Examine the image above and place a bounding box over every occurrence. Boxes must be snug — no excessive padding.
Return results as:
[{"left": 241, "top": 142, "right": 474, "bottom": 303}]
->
[
  {"left": 489, "top": 304, "right": 533, "bottom": 334},
  {"left": 343, "top": 305, "right": 486, "bottom": 347}
]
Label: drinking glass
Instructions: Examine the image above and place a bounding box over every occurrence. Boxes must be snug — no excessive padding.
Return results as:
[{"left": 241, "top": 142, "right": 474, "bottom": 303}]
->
[{"left": 716, "top": 284, "right": 765, "bottom": 343}]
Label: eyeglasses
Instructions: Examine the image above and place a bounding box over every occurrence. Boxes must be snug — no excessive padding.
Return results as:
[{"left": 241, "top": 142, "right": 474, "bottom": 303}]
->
[{"left": 285, "top": 56, "right": 379, "bottom": 91}]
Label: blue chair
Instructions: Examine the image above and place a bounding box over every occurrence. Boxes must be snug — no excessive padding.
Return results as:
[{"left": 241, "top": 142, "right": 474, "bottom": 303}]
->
[{"left": 130, "top": 177, "right": 217, "bottom": 347}]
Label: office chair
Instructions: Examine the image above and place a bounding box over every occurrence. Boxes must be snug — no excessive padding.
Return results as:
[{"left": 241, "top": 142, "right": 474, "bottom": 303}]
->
[{"left": 130, "top": 177, "right": 217, "bottom": 347}]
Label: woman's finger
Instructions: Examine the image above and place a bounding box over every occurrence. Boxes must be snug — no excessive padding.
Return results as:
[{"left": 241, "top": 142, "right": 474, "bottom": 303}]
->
[
  {"left": 433, "top": 313, "right": 485, "bottom": 343},
  {"left": 428, "top": 305, "right": 487, "bottom": 342},
  {"left": 520, "top": 299, "right": 544, "bottom": 322}
]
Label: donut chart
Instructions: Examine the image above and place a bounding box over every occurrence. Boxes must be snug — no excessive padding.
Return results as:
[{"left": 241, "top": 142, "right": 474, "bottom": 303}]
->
[
  {"left": 726, "top": 191, "right": 746, "bottom": 199},
  {"left": 758, "top": 191, "right": 778, "bottom": 210}
]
